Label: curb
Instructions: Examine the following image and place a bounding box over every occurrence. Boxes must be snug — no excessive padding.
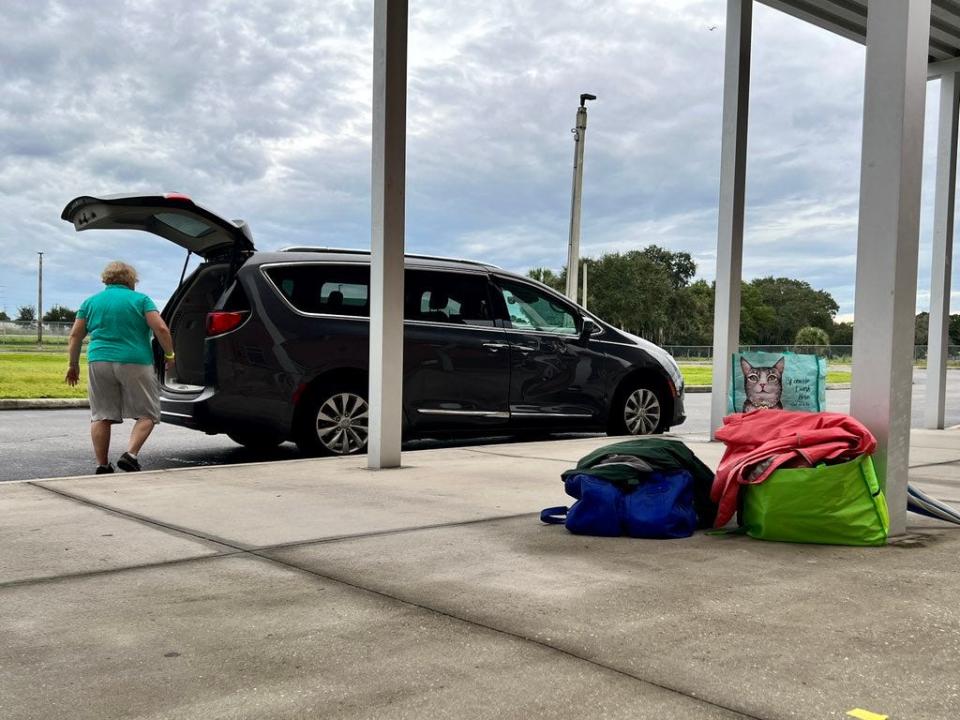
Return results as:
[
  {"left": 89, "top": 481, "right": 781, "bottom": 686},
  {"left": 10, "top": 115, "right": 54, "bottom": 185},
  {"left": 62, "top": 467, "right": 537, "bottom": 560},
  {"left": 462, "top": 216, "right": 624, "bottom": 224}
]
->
[{"left": 0, "top": 398, "right": 89, "bottom": 410}]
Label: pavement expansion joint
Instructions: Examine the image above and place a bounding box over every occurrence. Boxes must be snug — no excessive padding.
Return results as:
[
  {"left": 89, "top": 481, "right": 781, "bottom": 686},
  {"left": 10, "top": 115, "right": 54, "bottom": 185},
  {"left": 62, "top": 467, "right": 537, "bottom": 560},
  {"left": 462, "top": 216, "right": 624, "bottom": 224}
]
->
[
  {"left": 257, "top": 512, "right": 539, "bottom": 553},
  {"left": 463, "top": 447, "right": 581, "bottom": 464},
  {"left": 13, "top": 482, "right": 544, "bottom": 586},
  {"left": 252, "top": 550, "right": 764, "bottom": 720},
  {"left": 28, "top": 481, "right": 252, "bottom": 552},
  {"left": 908, "top": 457, "right": 960, "bottom": 469},
  {"left": 0, "top": 551, "right": 245, "bottom": 591}
]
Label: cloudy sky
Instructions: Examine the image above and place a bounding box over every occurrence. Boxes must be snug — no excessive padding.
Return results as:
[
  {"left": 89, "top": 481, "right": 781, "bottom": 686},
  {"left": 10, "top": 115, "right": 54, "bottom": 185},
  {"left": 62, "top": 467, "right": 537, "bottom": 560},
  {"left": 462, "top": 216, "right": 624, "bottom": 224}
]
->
[{"left": 0, "top": 0, "right": 950, "bottom": 321}]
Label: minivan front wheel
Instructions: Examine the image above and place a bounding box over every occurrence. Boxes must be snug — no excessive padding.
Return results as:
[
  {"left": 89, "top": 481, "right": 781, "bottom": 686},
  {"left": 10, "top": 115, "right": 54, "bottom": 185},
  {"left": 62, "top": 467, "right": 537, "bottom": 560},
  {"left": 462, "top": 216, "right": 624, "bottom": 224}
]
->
[
  {"left": 296, "top": 387, "right": 369, "bottom": 456},
  {"left": 609, "top": 381, "right": 667, "bottom": 436}
]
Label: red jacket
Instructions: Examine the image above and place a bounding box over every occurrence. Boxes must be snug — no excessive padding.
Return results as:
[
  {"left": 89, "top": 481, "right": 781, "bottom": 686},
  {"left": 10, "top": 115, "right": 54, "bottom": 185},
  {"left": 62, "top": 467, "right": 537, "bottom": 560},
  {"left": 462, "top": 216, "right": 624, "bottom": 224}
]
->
[{"left": 711, "top": 410, "right": 876, "bottom": 527}]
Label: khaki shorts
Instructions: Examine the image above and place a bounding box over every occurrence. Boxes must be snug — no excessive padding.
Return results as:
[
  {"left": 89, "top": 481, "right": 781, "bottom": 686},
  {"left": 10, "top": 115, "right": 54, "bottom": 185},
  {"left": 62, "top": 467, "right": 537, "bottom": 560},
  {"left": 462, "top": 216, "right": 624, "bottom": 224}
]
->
[{"left": 88, "top": 362, "right": 161, "bottom": 424}]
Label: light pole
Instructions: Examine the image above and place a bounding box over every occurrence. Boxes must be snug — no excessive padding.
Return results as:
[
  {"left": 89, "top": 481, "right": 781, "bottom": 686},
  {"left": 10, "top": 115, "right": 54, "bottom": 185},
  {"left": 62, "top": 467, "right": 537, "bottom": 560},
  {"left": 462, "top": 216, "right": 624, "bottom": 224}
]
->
[
  {"left": 37, "top": 251, "right": 43, "bottom": 345},
  {"left": 565, "top": 92, "right": 596, "bottom": 302}
]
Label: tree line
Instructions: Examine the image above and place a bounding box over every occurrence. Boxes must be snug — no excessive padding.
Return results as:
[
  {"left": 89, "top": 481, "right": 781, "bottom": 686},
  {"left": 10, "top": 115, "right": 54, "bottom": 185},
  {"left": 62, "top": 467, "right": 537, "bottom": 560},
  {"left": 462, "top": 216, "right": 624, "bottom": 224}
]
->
[
  {"left": 1, "top": 305, "right": 77, "bottom": 323},
  {"left": 530, "top": 246, "right": 848, "bottom": 347}
]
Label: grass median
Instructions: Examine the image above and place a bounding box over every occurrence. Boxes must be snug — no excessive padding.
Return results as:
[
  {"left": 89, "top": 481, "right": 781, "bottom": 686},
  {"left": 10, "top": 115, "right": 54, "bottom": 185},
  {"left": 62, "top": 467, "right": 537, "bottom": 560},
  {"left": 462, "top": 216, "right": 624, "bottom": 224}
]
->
[
  {"left": 680, "top": 365, "right": 851, "bottom": 387},
  {"left": 0, "top": 352, "right": 89, "bottom": 399},
  {"left": 0, "top": 351, "right": 853, "bottom": 400}
]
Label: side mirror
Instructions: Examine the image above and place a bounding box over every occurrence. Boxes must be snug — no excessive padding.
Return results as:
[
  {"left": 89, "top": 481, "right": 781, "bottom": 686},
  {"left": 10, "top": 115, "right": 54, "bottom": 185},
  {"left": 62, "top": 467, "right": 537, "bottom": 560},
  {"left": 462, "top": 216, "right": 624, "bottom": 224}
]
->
[{"left": 578, "top": 318, "right": 597, "bottom": 344}]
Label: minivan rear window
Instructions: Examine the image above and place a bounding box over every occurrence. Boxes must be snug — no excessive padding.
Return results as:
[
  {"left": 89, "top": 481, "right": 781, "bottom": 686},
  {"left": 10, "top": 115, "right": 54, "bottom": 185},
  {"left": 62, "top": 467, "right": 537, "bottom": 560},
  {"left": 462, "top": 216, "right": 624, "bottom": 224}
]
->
[
  {"left": 155, "top": 213, "right": 216, "bottom": 238},
  {"left": 264, "top": 264, "right": 370, "bottom": 317}
]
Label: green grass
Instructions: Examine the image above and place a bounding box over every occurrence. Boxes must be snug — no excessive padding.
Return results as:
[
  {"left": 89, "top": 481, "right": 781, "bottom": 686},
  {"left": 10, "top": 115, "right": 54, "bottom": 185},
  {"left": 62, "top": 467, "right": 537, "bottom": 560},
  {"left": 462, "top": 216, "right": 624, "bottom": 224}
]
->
[
  {"left": 0, "top": 354, "right": 856, "bottom": 400},
  {"left": 0, "top": 352, "right": 88, "bottom": 399},
  {"left": 680, "top": 365, "right": 851, "bottom": 386}
]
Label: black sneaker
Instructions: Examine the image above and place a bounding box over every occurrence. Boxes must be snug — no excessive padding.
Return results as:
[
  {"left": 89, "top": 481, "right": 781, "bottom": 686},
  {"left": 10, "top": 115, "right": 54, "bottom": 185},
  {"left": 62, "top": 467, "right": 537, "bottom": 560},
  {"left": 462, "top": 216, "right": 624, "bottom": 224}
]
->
[
  {"left": 95, "top": 463, "right": 115, "bottom": 474},
  {"left": 117, "top": 453, "right": 141, "bottom": 472}
]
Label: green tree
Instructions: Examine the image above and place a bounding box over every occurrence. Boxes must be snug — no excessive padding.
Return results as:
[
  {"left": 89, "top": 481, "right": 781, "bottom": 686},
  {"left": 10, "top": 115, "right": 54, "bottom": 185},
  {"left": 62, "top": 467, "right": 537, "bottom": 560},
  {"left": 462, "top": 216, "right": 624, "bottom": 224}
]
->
[
  {"left": 748, "top": 277, "right": 838, "bottom": 344},
  {"left": 739, "top": 283, "right": 777, "bottom": 345},
  {"left": 16, "top": 305, "right": 35, "bottom": 322},
  {"left": 43, "top": 305, "right": 76, "bottom": 322},
  {"left": 527, "top": 267, "right": 565, "bottom": 293},
  {"left": 588, "top": 250, "right": 676, "bottom": 342},
  {"left": 0, "top": 310, "right": 9, "bottom": 321},
  {"left": 670, "top": 280, "right": 714, "bottom": 345},
  {"left": 950, "top": 314, "right": 960, "bottom": 346},
  {"left": 915, "top": 312, "right": 929, "bottom": 346},
  {"left": 527, "top": 248, "right": 692, "bottom": 343},
  {"left": 639, "top": 246, "right": 696, "bottom": 288},
  {"left": 794, "top": 326, "right": 830, "bottom": 355},
  {"left": 830, "top": 321, "right": 854, "bottom": 346}
]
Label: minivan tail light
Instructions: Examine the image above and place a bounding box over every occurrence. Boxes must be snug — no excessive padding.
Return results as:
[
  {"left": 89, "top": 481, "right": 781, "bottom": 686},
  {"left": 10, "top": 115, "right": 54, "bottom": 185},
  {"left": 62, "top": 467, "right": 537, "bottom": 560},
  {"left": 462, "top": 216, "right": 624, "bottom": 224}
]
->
[{"left": 206, "top": 311, "right": 248, "bottom": 336}]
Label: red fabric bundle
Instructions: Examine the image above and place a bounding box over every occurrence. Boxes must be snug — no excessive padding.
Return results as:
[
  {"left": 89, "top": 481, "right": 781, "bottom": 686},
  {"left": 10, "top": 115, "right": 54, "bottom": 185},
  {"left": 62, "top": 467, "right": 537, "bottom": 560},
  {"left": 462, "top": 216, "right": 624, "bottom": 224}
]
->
[{"left": 711, "top": 410, "right": 877, "bottom": 528}]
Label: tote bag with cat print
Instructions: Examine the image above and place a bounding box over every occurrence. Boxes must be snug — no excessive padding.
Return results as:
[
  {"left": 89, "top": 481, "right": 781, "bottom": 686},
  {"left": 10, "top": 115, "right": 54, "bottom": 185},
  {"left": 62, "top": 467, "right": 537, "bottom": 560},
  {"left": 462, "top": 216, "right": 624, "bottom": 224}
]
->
[{"left": 728, "top": 350, "right": 827, "bottom": 414}]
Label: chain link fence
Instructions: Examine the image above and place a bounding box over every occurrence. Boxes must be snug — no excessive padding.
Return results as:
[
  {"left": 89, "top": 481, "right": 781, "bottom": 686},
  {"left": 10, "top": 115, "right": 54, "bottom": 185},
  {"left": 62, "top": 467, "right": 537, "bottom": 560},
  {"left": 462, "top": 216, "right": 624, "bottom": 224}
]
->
[
  {"left": 2, "top": 325, "right": 958, "bottom": 363},
  {"left": 661, "top": 345, "right": 960, "bottom": 364},
  {"left": 0, "top": 321, "right": 76, "bottom": 347}
]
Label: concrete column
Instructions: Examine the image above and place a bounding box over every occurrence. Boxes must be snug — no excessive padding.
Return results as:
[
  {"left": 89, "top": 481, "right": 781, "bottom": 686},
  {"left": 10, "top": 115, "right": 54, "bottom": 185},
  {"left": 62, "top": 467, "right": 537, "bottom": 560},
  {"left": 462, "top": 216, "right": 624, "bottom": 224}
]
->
[
  {"left": 926, "top": 73, "right": 960, "bottom": 429},
  {"left": 368, "top": 0, "right": 407, "bottom": 469},
  {"left": 710, "top": 0, "right": 752, "bottom": 438},
  {"left": 851, "top": 0, "right": 931, "bottom": 535}
]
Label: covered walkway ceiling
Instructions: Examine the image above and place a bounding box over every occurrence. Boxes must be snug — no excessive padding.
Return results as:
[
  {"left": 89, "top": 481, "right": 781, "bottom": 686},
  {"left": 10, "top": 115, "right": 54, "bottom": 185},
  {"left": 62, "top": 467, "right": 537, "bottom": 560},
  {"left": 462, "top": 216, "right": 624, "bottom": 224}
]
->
[{"left": 760, "top": 0, "right": 960, "bottom": 63}]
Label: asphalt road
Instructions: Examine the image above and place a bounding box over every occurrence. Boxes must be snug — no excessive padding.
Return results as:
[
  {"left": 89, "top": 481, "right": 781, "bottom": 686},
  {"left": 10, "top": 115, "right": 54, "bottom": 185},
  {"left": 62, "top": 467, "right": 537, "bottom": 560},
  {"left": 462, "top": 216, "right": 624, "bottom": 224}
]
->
[{"left": 2, "top": 369, "right": 957, "bottom": 482}]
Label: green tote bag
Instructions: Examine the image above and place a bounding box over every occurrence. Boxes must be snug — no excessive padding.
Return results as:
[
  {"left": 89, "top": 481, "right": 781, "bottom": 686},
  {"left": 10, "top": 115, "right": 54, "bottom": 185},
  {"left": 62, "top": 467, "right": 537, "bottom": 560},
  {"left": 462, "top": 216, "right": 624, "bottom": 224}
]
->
[{"left": 741, "top": 455, "right": 889, "bottom": 546}]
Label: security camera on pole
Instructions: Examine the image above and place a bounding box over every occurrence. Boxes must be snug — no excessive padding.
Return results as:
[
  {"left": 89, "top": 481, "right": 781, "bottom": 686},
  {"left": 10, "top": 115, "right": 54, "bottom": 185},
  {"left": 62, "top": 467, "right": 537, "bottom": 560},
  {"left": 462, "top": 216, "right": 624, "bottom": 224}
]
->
[{"left": 565, "top": 93, "right": 596, "bottom": 302}]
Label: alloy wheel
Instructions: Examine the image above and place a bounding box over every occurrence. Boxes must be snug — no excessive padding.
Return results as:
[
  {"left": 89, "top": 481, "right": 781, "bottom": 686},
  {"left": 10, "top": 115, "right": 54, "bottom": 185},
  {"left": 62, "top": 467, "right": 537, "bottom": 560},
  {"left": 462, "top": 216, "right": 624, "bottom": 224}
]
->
[
  {"left": 623, "top": 388, "right": 661, "bottom": 435},
  {"left": 315, "top": 392, "right": 369, "bottom": 455}
]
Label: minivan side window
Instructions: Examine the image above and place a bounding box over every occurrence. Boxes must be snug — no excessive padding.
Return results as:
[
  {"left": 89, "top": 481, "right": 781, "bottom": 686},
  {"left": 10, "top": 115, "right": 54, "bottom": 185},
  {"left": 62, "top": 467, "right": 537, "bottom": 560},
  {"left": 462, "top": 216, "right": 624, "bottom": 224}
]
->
[
  {"left": 405, "top": 270, "right": 495, "bottom": 327},
  {"left": 264, "top": 264, "right": 370, "bottom": 317},
  {"left": 497, "top": 278, "right": 578, "bottom": 335}
]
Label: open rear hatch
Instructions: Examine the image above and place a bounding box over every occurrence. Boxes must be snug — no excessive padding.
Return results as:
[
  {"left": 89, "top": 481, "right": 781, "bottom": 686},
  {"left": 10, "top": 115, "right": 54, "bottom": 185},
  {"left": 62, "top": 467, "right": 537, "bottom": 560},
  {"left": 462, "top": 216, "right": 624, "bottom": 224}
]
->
[
  {"left": 61, "top": 193, "right": 256, "bottom": 391},
  {"left": 60, "top": 192, "right": 254, "bottom": 259}
]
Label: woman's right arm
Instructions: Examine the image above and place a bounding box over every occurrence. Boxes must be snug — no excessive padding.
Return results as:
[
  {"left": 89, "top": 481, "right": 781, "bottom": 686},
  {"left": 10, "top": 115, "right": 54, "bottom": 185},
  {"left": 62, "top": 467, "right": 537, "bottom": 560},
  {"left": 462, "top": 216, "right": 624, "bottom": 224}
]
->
[{"left": 65, "top": 319, "right": 87, "bottom": 386}]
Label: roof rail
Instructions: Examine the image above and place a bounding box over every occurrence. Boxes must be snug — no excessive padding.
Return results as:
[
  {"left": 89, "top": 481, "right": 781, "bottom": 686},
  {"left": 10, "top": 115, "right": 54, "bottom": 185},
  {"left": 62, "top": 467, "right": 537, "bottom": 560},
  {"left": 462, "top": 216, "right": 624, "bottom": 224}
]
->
[{"left": 277, "top": 246, "right": 500, "bottom": 269}]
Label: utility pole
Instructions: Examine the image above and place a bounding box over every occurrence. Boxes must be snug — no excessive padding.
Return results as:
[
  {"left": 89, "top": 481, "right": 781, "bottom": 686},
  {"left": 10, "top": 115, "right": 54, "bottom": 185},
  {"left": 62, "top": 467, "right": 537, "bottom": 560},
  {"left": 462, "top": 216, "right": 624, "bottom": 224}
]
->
[
  {"left": 565, "top": 93, "right": 596, "bottom": 302},
  {"left": 37, "top": 251, "right": 43, "bottom": 345}
]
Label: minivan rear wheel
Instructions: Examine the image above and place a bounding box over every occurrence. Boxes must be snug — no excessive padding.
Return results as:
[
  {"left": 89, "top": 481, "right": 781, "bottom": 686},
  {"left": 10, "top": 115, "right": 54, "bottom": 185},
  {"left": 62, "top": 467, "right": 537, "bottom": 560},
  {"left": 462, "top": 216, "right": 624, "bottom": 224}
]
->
[
  {"left": 608, "top": 381, "right": 667, "bottom": 436},
  {"left": 296, "top": 386, "right": 369, "bottom": 456}
]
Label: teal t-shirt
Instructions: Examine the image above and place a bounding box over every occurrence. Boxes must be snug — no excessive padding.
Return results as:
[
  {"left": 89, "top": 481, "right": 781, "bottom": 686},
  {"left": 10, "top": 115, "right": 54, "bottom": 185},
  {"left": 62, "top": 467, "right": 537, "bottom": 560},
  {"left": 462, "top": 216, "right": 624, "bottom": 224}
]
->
[{"left": 77, "top": 285, "right": 158, "bottom": 365}]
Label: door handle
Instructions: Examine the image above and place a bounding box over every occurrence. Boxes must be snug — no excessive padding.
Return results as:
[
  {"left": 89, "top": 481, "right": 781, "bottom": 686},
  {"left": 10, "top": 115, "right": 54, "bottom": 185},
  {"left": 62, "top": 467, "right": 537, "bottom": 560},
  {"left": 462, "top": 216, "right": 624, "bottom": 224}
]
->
[
  {"left": 511, "top": 345, "right": 536, "bottom": 353},
  {"left": 482, "top": 342, "right": 510, "bottom": 352}
]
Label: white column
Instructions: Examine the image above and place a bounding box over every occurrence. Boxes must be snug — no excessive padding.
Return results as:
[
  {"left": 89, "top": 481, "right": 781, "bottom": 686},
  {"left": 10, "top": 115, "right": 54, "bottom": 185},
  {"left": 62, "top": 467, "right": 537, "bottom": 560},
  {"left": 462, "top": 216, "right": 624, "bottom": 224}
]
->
[
  {"left": 851, "top": 0, "right": 931, "bottom": 535},
  {"left": 368, "top": 0, "right": 407, "bottom": 469},
  {"left": 926, "top": 73, "right": 960, "bottom": 429},
  {"left": 710, "top": 0, "right": 752, "bottom": 438}
]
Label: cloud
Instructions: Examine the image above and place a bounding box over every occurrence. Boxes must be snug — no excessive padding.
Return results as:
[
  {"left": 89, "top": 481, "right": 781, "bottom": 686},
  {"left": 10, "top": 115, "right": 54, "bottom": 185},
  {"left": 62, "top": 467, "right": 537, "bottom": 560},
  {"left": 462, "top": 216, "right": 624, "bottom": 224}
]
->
[{"left": 0, "top": 0, "right": 949, "bottom": 322}]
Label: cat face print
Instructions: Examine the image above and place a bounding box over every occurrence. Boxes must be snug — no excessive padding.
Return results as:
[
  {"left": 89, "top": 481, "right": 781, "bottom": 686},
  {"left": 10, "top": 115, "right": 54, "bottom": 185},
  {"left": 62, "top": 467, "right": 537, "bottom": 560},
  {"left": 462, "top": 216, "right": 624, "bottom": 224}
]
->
[{"left": 741, "top": 356, "right": 785, "bottom": 412}]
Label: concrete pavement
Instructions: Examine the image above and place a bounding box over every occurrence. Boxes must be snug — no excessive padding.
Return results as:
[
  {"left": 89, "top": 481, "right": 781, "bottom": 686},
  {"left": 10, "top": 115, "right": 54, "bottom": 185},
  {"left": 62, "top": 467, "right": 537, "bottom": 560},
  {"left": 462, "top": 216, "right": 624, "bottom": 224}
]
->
[{"left": 2, "top": 433, "right": 959, "bottom": 719}]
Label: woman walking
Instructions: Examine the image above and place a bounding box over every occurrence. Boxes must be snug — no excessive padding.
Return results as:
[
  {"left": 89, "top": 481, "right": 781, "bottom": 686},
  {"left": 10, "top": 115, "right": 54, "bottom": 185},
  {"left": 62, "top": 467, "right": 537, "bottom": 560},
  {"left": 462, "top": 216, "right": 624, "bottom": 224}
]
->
[{"left": 65, "top": 261, "right": 175, "bottom": 474}]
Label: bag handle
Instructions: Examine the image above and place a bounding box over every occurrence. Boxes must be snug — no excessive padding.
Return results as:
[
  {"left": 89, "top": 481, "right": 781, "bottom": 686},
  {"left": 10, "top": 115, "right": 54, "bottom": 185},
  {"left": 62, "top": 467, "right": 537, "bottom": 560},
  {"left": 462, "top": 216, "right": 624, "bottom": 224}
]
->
[
  {"left": 540, "top": 506, "right": 569, "bottom": 524},
  {"left": 858, "top": 457, "right": 890, "bottom": 535}
]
